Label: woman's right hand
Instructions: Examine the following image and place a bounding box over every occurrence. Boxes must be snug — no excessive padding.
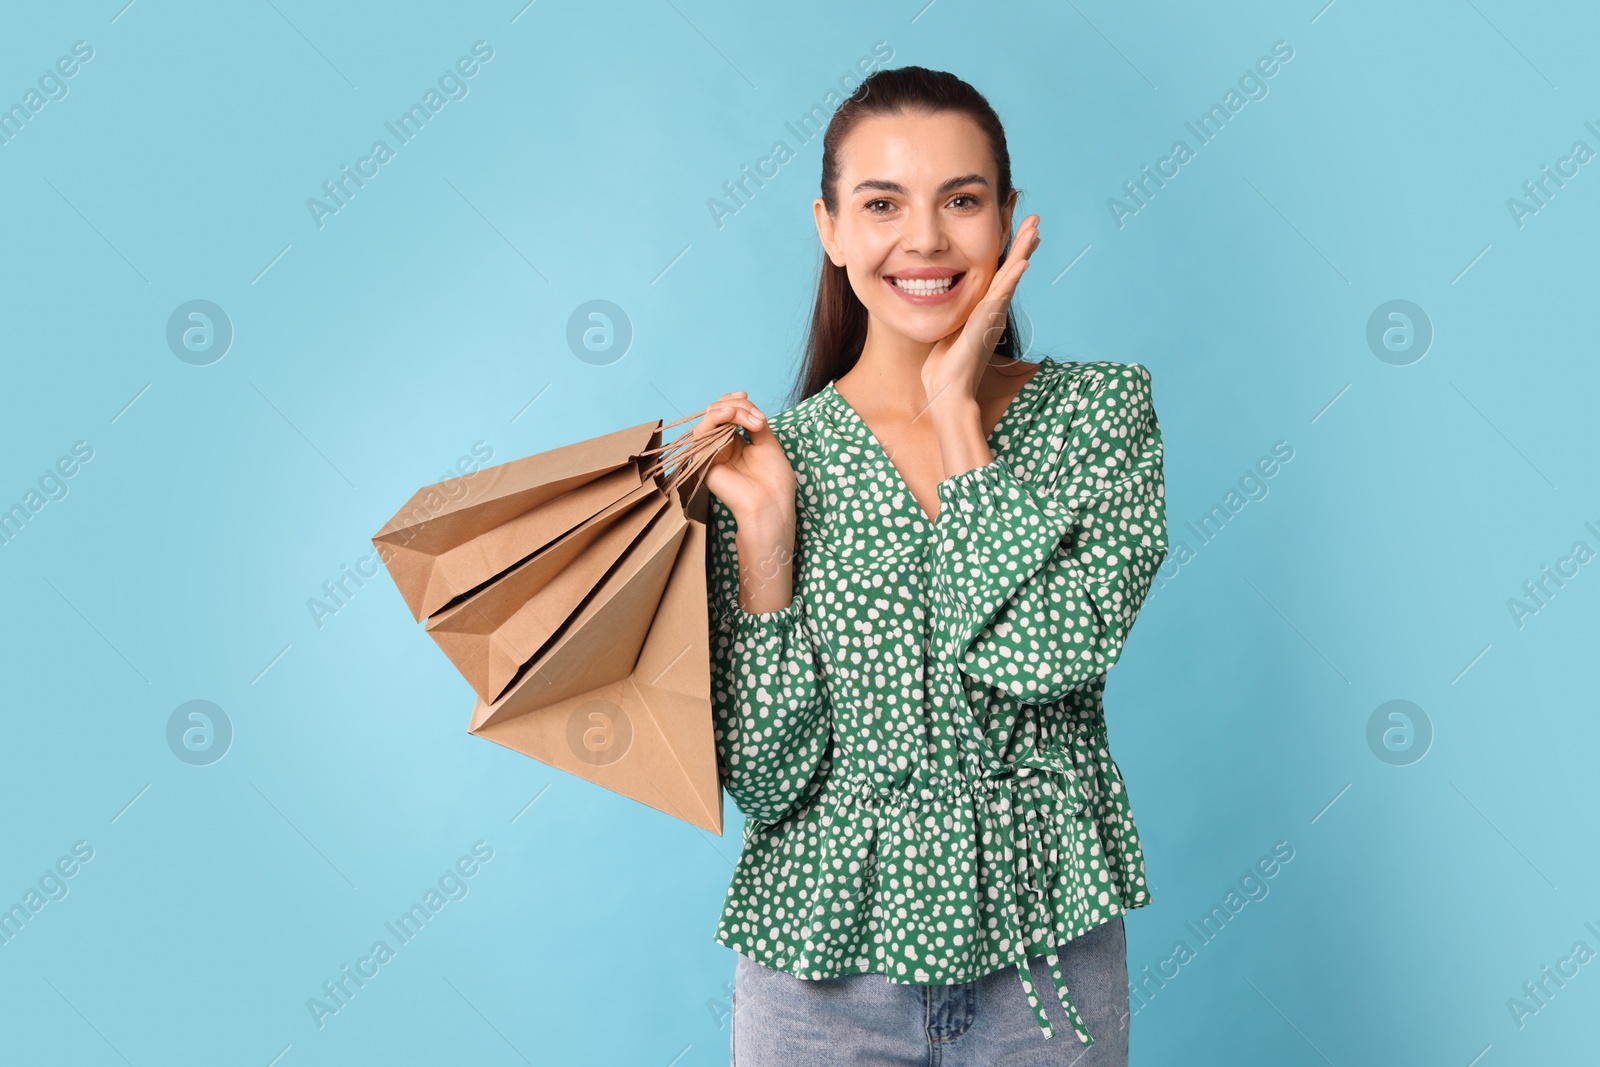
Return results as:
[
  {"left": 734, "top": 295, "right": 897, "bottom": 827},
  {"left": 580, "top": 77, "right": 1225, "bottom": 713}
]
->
[{"left": 695, "top": 391, "right": 796, "bottom": 535}]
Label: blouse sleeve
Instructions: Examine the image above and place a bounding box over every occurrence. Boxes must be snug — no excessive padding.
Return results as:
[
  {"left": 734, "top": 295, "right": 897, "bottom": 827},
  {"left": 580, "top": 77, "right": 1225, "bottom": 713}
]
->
[
  {"left": 706, "top": 491, "right": 831, "bottom": 832},
  {"left": 926, "top": 362, "right": 1168, "bottom": 705}
]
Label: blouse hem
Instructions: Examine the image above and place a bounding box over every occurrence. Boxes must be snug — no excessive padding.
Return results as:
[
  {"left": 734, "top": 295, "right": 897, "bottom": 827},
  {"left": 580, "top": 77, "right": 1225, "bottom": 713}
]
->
[{"left": 712, "top": 895, "right": 1150, "bottom": 988}]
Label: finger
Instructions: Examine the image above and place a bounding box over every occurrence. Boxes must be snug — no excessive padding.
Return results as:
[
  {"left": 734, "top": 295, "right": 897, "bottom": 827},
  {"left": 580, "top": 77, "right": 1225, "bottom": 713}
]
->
[
  {"left": 1002, "top": 215, "right": 1040, "bottom": 275},
  {"left": 1013, "top": 213, "right": 1040, "bottom": 248},
  {"left": 980, "top": 217, "right": 1037, "bottom": 301},
  {"left": 1005, "top": 215, "right": 1040, "bottom": 272},
  {"left": 1017, "top": 215, "right": 1041, "bottom": 261},
  {"left": 735, "top": 399, "right": 767, "bottom": 426},
  {"left": 986, "top": 219, "right": 1040, "bottom": 306},
  {"left": 708, "top": 400, "right": 763, "bottom": 431},
  {"left": 709, "top": 396, "right": 760, "bottom": 418},
  {"left": 699, "top": 398, "right": 766, "bottom": 435},
  {"left": 976, "top": 258, "right": 1027, "bottom": 315}
]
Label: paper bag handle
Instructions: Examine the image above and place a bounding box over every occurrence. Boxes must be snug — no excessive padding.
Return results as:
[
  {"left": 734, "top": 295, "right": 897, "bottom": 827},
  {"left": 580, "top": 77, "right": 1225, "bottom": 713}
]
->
[{"left": 633, "top": 406, "right": 743, "bottom": 505}]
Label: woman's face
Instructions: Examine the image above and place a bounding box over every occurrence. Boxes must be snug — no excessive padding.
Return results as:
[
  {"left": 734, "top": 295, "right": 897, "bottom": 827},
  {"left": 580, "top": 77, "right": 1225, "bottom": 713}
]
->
[{"left": 815, "top": 108, "right": 1015, "bottom": 346}]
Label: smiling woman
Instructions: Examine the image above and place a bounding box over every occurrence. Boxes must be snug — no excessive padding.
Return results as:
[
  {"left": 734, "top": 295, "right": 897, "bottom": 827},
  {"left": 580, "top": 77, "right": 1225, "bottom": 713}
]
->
[{"left": 692, "top": 65, "right": 1167, "bottom": 1067}]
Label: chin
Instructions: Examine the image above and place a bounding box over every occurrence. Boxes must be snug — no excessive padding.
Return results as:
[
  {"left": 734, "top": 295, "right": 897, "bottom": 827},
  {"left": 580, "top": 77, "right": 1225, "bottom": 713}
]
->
[
  {"left": 883, "top": 303, "right": 976, "bottom": 343},
  {"left": 899, "top": 320, "right": 961, "bottom": 344}
]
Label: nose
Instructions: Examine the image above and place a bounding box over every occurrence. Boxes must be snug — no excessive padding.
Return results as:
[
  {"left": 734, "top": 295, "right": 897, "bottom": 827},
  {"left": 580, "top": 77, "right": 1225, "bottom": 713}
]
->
[{"left": 898, "top": 199, "right": 949, "bottom": 260}]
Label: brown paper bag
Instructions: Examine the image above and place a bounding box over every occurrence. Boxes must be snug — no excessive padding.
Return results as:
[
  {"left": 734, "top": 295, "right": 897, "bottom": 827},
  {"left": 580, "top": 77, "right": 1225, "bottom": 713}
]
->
[
  {"left": 372, "top": 421, "right": 663, "bottom": 623},
  {"left": 371, "top": 411, "right": 739, "bottom": 835}
]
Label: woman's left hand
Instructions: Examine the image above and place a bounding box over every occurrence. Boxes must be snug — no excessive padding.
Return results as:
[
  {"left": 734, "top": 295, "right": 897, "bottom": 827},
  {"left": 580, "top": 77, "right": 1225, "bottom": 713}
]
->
[{"left": 920, "top": 212, "right": 1041, "bottom": 409}]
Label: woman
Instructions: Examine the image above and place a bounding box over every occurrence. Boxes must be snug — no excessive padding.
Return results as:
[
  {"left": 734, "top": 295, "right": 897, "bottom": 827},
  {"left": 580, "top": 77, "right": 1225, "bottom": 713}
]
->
[{"left": 694, "top": 66, "right": 1168, "bottom": 1065}]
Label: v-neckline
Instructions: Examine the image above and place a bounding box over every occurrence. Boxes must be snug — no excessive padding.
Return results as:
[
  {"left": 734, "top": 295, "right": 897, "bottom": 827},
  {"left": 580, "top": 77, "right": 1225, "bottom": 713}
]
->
[{"left": 825, "top": 357, "right": 1057, "bottom": 527}]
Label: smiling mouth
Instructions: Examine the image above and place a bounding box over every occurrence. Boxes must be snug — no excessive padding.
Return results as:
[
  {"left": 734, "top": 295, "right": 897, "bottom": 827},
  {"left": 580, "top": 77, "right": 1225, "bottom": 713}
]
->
[{"left": 885, "top": 272, "right": 965, "bottom": 296}]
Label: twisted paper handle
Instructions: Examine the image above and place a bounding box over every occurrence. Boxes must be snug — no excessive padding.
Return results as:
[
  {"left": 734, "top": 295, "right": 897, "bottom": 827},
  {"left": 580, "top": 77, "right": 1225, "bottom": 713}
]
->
[{"left": 633, "top": 406, "right": 744, "bottom": 505}]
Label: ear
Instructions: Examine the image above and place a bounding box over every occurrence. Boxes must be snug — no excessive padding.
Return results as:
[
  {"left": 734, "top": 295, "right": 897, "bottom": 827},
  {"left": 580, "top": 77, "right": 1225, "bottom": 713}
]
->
[
  {"left": 999, "top": 189, "right": 1018, "bottom": 244},
  {"left": 813, "top": 197, "right": 846, "bottom": 267}
]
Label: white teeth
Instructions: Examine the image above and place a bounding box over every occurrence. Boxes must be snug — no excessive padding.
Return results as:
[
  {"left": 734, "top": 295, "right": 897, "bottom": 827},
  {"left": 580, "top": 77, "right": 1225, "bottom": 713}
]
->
[{"left": 890, "top": 275, "right": 955, "bottom": 294}]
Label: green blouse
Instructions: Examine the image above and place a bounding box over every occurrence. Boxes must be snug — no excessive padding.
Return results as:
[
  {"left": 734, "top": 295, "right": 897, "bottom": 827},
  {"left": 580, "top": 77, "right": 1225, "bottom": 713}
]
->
[{"left": 706, "top": 357, "right": 1168, "bottom": 1046}]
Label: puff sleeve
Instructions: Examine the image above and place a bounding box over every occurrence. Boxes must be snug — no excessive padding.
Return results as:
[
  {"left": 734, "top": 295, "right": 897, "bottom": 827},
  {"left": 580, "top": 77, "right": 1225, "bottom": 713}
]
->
[
  {"left": 706, "top": 492, "right": 832, "bottom": 831},
  {"left": 926, "top": 362, "right": 1168, "bottom": 705}
]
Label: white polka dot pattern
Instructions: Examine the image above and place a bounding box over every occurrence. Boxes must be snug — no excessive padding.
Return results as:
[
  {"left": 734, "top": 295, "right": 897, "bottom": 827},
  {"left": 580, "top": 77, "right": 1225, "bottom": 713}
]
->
[{"left": 705, "top": 357, "right": 1168, "bottom": 1045}]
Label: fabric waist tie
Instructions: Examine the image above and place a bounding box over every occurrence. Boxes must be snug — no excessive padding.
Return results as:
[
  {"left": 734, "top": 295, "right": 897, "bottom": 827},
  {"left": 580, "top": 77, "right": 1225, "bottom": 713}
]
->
[{"left": 984, "top": 754, "right": 1096, "bottom": 1045}]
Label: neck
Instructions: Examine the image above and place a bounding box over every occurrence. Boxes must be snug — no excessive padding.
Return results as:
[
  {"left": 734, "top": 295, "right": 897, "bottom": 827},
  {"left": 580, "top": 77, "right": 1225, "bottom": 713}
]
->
[
  {"left": 844, "top": 318, "right": 938, "bottom": 414},
  {"left": 842, "top": 315, "right": 1024, "bottom": 415}
]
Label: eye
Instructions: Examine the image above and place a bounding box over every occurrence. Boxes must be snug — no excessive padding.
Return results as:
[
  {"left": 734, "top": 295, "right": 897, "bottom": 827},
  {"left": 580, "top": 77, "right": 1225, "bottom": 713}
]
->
[
  {"left": 864, "top": 198, "right": 894, "bottom": 214},
  {"left": 949, "top": 193, "right": 982, "bottom": 210}
]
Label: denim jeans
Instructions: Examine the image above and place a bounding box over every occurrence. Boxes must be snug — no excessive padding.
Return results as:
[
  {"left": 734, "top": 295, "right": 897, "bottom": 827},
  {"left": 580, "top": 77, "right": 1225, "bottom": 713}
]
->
[{"left": 730, "top": 915, "right": 1129, "bottom": 1066}]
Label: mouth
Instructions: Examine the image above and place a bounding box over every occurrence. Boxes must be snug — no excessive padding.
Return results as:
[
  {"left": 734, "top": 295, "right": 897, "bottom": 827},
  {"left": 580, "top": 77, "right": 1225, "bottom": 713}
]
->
[{"left": 883, "top": 270, "right": 966, "bottom": 305}]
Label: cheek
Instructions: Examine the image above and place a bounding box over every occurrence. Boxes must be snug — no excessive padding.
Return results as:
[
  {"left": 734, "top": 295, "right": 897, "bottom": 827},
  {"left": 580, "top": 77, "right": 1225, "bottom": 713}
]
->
[
  {"left": 845, "top": 262, "right": 887, "bottom": 303},
  {"left": 842, "top": 228, "right": 895, "bottom": 274},
  {"left": 954, "top": 270, "right": 992, "bottom": 311},
  {"left": 843, "top": 247, "right": 896, "bottom": 300}
]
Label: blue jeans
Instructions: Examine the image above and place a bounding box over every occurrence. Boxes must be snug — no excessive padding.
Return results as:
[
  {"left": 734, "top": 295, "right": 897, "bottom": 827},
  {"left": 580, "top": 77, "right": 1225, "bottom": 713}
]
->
[{"left": 731, "top": 915, "right": 1129, "bottom": 1066}]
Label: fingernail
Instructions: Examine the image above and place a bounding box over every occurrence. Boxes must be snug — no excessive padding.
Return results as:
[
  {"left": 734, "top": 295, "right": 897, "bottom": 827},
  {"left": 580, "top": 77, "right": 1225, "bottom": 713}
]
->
[{"left": 753, "top": 412, "right": 765, "bottom": 425}]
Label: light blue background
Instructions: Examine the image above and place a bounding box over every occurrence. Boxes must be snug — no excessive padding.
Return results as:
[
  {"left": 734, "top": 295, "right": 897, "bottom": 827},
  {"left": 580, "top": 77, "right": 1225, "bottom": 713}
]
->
[{"left": 2, "top": 1, "right": 1596, "bottom": 1063}]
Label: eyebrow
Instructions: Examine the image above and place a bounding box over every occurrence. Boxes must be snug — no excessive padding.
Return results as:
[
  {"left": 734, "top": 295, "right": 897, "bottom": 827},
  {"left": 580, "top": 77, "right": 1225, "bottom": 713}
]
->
[{"left": 850, "top": 173, "right": 991, "bottom": 197}]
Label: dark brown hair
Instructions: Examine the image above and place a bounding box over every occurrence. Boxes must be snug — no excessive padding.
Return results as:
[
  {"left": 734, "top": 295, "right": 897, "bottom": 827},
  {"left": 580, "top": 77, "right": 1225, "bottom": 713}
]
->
[{"left": 789, "top": 66, "right": 1026, "bottom": 407}]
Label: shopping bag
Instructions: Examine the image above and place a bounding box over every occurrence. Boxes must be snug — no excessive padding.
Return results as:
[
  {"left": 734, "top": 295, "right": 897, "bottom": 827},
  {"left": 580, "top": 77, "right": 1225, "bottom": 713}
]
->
[{"left": 371, "top": 410, "right": 739, "bottom": 835}]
